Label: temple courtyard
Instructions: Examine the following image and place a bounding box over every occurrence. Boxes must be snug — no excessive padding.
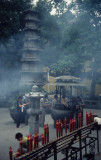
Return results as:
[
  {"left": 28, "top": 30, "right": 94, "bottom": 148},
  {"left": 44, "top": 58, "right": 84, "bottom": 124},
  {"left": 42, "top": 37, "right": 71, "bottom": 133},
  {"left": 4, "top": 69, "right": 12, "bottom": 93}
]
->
[{"left": 0, "top": 107, "right": 101, "bottom": 160}]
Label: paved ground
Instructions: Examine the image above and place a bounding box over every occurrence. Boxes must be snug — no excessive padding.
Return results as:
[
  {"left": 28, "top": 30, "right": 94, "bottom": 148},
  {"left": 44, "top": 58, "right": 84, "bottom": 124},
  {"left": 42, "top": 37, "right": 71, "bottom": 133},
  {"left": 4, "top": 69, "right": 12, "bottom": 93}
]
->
[{"left": 0, "top": 108, "right": 101, "bottom": 160}]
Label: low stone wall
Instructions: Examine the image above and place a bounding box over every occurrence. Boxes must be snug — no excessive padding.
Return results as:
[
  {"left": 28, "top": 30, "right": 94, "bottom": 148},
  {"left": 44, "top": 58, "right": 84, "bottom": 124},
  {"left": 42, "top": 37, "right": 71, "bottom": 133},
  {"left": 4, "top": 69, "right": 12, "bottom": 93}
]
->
[{"left": 84, "top": 100, "right": 101, "bottom": 109}]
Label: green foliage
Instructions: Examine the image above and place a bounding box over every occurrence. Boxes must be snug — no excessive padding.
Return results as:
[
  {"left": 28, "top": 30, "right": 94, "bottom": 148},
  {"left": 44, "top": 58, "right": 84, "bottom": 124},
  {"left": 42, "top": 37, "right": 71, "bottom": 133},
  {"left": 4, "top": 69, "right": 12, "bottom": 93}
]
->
[
  {"left": 0, "top": 0, "right": 32, "bottom": 73},
  {"left": 67, "top": 0, "right": 101, "bottom": 96},
  {"left": 36, "top": 0, "right": 61, "bottom": 45},
  {"left": 35, "top": 0, "right": 62, "bottom": 68},
  {"left": 0, "top": 0, "right": 31, "bottom": 39},
  {"left": 50, "top": 53, "right": 84, "bottom": 76}
]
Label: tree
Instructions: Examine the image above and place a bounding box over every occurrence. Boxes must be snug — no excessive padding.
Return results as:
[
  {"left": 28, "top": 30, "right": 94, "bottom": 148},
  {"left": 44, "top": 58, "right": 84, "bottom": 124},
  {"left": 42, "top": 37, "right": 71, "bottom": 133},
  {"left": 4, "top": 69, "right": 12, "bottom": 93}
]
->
[
  {"left": 67, "top": 0, "right": 101, "bottom": 97},
  {"left": 35, "top": 0, "right": 65, "bottom": 67},
  {"left": 0, "top": 0, "right": 31, "bottom": 39},
  {"left": 0, "top": 0, "right": 32, "bottom": 70},
  {"left": 48, "top": 0, "right": 101, "bottom": 98},
  {"left": 0, "top": 0, "right": 32, "bottom": 97}
]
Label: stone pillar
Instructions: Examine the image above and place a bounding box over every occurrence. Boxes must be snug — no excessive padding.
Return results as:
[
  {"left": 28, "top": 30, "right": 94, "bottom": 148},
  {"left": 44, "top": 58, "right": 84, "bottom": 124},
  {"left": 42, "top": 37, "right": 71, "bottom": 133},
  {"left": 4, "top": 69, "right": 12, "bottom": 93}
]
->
[{"left": 26, "top": 85, "right": 44, "bottom": 136}]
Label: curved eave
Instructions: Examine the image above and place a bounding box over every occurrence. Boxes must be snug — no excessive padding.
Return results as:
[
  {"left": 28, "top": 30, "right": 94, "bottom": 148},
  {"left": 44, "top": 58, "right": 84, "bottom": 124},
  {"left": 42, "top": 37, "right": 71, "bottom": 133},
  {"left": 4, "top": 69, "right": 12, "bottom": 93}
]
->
[
  {"left": 23, "top": 28, "right": 40, "bottom": 32},
  {"left": 46, "top": 82, "right": 86, "bottom": 87},
  {"left": 24, "top": 9, "right": 39, "bottom": 15},
  {"left": 55, "top": 76, "right": 81, "bottom": 81},
  {"left": 24, "top": 19, "right": 40, "bottom": 23},
  {"left": 23, "top": 37, "right": 40, "bottom": 41},
  {"left": 22, "top": 48, "right": 42, "bottom": 52},
  {"left": 21, "top": 58, "right": 40, "bottom": 62}
]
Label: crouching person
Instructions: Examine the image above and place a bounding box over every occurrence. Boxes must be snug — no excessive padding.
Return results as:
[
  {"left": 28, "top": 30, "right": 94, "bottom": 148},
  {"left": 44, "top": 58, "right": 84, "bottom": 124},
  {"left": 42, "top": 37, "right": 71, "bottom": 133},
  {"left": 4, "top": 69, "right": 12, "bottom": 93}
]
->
[{"left": 15, "top": 132, "right": 34, "bottom": 154}]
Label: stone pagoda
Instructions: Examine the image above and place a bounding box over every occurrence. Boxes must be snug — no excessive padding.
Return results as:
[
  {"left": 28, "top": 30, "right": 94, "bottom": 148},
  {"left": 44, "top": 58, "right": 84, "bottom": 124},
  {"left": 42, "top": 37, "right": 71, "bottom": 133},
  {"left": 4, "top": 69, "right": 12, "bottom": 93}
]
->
[{"left": 20, "top": 9, "right": 46, "bottom": 86}]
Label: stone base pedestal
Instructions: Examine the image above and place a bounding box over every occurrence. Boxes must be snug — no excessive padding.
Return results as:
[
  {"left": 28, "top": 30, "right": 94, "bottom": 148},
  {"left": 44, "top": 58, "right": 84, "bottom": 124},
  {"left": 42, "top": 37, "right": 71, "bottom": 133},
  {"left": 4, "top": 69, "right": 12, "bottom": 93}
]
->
[{"left": 29, "top": 115, "right": 39, "bottom": 135}]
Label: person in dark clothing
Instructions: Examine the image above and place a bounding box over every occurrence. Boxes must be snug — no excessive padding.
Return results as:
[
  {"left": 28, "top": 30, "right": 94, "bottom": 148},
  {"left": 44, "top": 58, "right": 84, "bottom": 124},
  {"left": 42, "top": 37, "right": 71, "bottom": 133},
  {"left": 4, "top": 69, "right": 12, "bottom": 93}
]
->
[
  {"left": 76, "top": 96, "right": 84, "bottom": 125},
  {"left": 16, "top": 96, "right": 30, "bottom": 128},
  {"left": 22, "top": 96, "right": 30, "bottom": 125},
  {"left": 16, "top": 96, "right": 23, "bottom": 128},
  {"left": 71, "top": 97, "right": 80, "bottom": 128},
  {"left": 52, "top": 94, "right": 59, "bottom": 109},
  {"left": 61, "top": 95, "right": 68, "bottom": 107},
  {"left": 71, "top": 97, "right": 78, "bottom": 111},
  {"left": 76, "top": 96, "right": 84, "bottom": 108}
]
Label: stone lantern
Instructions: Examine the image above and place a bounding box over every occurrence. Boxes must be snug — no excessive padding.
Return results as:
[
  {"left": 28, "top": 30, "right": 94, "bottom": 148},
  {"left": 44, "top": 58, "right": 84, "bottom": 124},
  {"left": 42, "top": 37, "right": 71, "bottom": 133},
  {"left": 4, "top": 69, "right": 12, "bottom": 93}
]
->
[{"left": 26, "top": 85, "right": 44, "bottom": 135}]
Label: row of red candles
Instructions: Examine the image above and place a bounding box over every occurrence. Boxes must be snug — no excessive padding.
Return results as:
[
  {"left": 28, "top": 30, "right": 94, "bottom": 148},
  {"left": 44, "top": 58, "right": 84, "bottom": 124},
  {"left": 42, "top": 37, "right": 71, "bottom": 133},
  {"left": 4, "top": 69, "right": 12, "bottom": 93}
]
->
[
  {"left": 56, "top": 120, "right": 63, "bottom": 138},
  {"left": 56, "top": 113, "right": 83, "bottom": 138},
  {"left": 42, "top": 124, "right": 49, "bottom": 145},
  {"left": 9, "top": 124, "right": 49, "bottom": 159},
  {"left": 86, "top": 111, "right": 94, "bottom": 125},
  {"left": 9, "top": 111, "right": 94, "bottom": 160},
  {"left": 56, "top": 111, "right": 94, "bottom": 138}
]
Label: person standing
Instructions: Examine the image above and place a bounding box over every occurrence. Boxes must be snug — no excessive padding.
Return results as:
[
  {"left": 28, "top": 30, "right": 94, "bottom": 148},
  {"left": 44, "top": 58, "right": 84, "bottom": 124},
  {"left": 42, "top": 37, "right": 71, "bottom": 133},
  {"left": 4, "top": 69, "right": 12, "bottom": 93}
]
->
[
  {"left": 71, "top": 97, "right": 80, "bottom": 128},
  {"left": 76, "top": 96, "right": 84, "bottom": 125},
  {"left": 16, "top": 96, "right": 30, "bottom": 128},
  {"left": 61, "top": 95, "right": 68, "bottom": 107},
  {"left": 22, "top": 96, "right": 30, "bottom": 125},
  {"left": 39, "top": 94, "right": 48, "bottom": 127},
  {"left": 16, "top": 96, "right": 23, "bottom": 128},
  {"left": 52, "top": 94, "right": 59, "bottom": 109}
]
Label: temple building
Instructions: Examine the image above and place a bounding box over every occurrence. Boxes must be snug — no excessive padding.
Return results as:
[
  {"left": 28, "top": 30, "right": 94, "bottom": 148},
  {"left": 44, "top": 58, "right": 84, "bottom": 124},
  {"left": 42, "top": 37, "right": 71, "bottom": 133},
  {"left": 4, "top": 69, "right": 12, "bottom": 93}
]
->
[{"left": 20, "top": 9, "right": 46, "bottom": 86}]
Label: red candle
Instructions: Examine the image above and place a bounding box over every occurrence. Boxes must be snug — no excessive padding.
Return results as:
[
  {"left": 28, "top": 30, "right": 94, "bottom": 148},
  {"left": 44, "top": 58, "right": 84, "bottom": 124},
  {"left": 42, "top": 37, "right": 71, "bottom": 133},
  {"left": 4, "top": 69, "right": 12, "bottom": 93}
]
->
[
  {"left": 36, "top": 132, "right": 39, "bottom": 148},
  {"left": 41, "top": 134, "right": 44, "bottom": 145},
  {"left": 61, "top": 123, "right": 63, "bottom": 136},
  {"left": 88, "top": 115, "right": 90, "bottom": 125},
  {"left": 34, "top": 133, "right": 37, "bottom": 149},
  {"left": 72, "top": 119, "right": 74, "bottom": 131},
  {"left": 16, "top": 149, "right": 20, "bottom": 157},
  {"left": 89, "top": 111, "right": 91, "bottom": 123},
  {"left": 64, "top": 117, "right": 67, "bottom": 134},
  {"left": 19, "top": 138, "right": 22, "bottom": 155},
  {"left": 56, "top": 120, "right": 59, "bottom": 138},
  {"left": 80, "top": 114, "right": 82, "bottom": 127},
  {"left": 59, "top": 120, "right": 61, "bottom": 137},
  {"left": 30, "top": 135, "right": 33, "bottom": 150},
  {"left": 69, "top": 120, "right": 72, "bottom": 132},
  {"left": 27, "top": 135, "right": 30, "bottom": 152},
  {"left": 86, "top": 112, "right": 88, "bottom": 125},
  {"left": 71, "top": 119, "right": 73, "bottom": 131},
  {"left": 9, "top": 146, "right": 12, "bottom": 160},
  {"left": 74, "top": 118, "right": 76, "bottom": 130},
  {"left": 44, "top": 125, "right": 47, "bottom": 144},
  {"left": 46, "top": 124, "right": 49, "bottom": 143}
]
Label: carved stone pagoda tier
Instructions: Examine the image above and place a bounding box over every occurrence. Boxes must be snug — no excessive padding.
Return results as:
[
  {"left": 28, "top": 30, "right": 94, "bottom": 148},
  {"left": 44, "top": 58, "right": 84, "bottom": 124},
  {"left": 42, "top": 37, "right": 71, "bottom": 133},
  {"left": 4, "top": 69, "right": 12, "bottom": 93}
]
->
[{"left": 20, "top": 9, "right": 46, "bottom": 86}]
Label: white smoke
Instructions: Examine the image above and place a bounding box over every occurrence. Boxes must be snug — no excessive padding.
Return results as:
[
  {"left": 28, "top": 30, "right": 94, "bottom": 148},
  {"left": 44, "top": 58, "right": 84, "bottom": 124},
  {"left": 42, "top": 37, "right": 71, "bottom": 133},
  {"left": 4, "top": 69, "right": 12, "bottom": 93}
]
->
[{"left": 32, "top": 0, "right": 39, "bottom": 6}]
